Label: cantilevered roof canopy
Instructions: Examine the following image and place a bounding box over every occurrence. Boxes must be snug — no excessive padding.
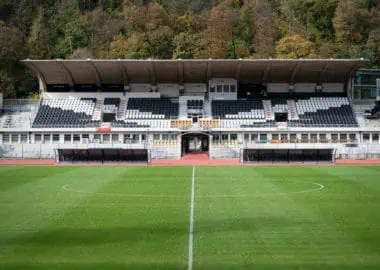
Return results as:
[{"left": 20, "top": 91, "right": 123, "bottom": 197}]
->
[{"left": 22, "top": 59, "right": 368, "bottom": 86}]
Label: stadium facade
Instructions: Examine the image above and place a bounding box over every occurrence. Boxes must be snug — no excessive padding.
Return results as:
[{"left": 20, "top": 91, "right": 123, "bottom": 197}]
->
[{"left": 1, "top": 59, "right": 380, "bottom": 163}]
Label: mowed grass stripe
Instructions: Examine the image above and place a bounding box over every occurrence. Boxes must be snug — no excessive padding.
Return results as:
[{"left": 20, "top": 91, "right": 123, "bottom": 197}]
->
[
  {"left": 0, "top": 166, "right": 192, "bottom": 270},
  {"left": 194, "top": 166, "right": 380, "bottom": 270}
]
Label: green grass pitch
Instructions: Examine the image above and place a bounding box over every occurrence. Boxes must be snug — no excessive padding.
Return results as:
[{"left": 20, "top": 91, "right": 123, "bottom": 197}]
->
[{"left": 1, "top": 165, "right": 380, "bottom": 270}]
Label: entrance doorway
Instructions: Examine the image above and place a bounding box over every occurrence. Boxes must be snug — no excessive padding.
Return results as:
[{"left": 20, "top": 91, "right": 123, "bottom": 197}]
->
[{"left": 181, "top": 133, "right": 209, "bottom": 155}]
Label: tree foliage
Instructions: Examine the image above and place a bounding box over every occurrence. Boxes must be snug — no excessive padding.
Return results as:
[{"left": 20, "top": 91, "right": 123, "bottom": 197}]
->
[
  {"left": 0, "top": 0, "right": 379, "bottom": 97},
  {"left": 276, "top": 34, "right": 316, "bottom": 59}
]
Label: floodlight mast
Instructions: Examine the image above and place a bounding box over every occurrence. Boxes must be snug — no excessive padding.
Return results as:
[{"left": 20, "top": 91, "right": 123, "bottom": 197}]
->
[{"left": 377, "top": 78, "right": 380, "bottom": 101}]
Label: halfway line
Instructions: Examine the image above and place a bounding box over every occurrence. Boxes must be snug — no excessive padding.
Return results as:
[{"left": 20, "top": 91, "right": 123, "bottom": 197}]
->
[{"left": 188, "top": 166, "right": 195, "bottom": 270}]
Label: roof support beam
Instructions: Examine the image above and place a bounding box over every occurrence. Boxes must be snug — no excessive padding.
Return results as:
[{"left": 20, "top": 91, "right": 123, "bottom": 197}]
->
[
  {"left": 118, "top": 60, "right": 130, "bottom": 85},
  {"left": 177, "top": 60, "right": 184, "bottom": 85},
  {"left": 88, "top": 60, "right": 102, "bottom": 87},
  {"left": 290, "top": 62, "right": 302, "bottom": 84},
  {"left": 206, "top": 60, "right": 213, "bottom": 82},
  {"left": 58, "top": 60, "right": 75, "bottom": 86},
  {"left": 262, "top": 62, "right": 272, "bottom": 84},
  {"left": 236, "top": 61, "right": 242, "bottom": 81},
  {"left": 345, "top": 62, "right": 360, "bottom": 90},
  {"left": 149, "top": 61, "right": 157, "bottom": 85},
  {"left": 27, "top": 62, "right": 48, "bottom": 92},
  {"left": 318, "top": 61, "right": 332, "bottom": 84}
]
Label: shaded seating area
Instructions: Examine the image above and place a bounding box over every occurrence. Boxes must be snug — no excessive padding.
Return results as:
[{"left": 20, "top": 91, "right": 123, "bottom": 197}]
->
[
  {"left": 33, "top": 99, "right": 100, "bottom": 128},
  {"left": 212, "top": 100, "right": 265, "bottom": 119},
  {"left": 126, "top": 98, "right": 178, "bottom": 119},
  {"left": 289, "top": 97, "right": 358, "bottom": 127}
]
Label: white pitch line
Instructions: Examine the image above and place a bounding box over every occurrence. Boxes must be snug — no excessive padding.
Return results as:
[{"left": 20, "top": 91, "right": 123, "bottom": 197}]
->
[{"left": 188, "top": 166, "right": 195, "bottom": 270}]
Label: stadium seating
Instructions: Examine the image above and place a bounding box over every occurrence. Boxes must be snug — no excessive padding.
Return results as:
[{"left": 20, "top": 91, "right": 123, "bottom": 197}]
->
[
  {"left": 271, "top": 99, "right": 288, "bottom": 113},
  {"left": 289, "top": 97, "right": 358, "bottom": 127},
  {"left": 33, "top": 99, "right": 100, "bottom": 128},
  {"left": 103, "top": 98, "right": 120, "bottom": 113},
  {"left": 212, "top": 100, "right": 265, "bottom": 119},
  {"left": 212, "top": 97, "right": 357, "bottom": 128},
  {"left": 125, "top": 98, "right": 179, "bottom": 119}
]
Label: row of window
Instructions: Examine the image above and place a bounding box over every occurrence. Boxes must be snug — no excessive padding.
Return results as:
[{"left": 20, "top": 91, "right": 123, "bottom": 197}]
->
[
  {"left": 1, "top": 133, "right": 179, "bottom": 144},
  {"left": 209, "top": 84, "right": 236, "bottom": 94},
  {"left": 1, "top": 132, "right": 380, "bottom": 144}
]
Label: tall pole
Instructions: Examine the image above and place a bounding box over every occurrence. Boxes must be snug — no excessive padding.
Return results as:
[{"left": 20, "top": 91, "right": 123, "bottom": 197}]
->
[{"left": 376, "top": 78, "right": 380, "bottom": 101}]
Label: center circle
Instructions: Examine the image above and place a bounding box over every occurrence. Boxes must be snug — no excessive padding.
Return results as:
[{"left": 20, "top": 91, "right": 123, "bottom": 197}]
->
[{"left": 62, "top": 179, "right": 324, "bottom": 198}]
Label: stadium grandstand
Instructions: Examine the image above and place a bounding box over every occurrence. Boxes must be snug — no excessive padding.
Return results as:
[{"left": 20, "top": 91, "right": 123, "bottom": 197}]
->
[{"left": 1, "top": 58, "right": 380, "bottom": 163}]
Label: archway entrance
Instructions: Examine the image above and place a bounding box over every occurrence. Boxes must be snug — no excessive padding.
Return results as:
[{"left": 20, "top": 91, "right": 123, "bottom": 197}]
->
[{"left": 181, "top": 133, "right": 209, "bottom": 156}]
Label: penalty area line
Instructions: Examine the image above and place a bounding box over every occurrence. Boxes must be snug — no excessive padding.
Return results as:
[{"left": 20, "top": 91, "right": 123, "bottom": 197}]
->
[{"left": 188, "top": 166, "right": 195, "bottom": 270}]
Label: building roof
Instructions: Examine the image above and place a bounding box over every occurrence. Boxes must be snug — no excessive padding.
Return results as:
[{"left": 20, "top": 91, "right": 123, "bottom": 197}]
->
[{"left": 22, "top": 59, "right": 368, "bottom": 86}]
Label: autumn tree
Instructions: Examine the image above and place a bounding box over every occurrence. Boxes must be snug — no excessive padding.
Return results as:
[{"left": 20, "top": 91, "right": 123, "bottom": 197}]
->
[
  {"left": 195, "top": 2, "right": 234, "bottom": 58},
  {"left": 252, "top": 0, "right": 277, "bottom": 58},
  {"left": 109, "top": 33, "right": 149, "bottom": 59},
  {"left": 276, "top": 34, "right": 317, "bottom": 59}
]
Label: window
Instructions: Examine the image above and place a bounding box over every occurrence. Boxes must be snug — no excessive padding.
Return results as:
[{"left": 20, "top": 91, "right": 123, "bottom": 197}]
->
[
  {"left": 222, "top": 134, "right": 228, "bottom": 141},
  {"left": 64, "top": 134, "right": 71, "bottom": 143},
  {"left": 230, "top": 85, "right": 236, "bottom": 93},
  {"left": 301, "top": 134, "right": 309, "bottom": 142},
  {"left": 124, "top": 134, "right": 131, "bottom": 143},
  {"left": 82, "top": 134, "right": 89, "bottom": 144},
  {"left": 223, "top": 85, "right": 229, "bottom": 93},
  {"left": 141, "top": 134, "right": 146, "bottom": 142},
  {"left": 170, "top": 134, "right": 177, "bottom": 140},
  {"left": 331, "top": 134, "right": 339, "bottom": 142},
  {"left": 3, "top": 134, "right": 10, "bottom": 144},
  {"left": 363, "top": 133, "right": 370, "bottom": 142},
  {"left": 272, "top": 134, "right": 279, "bottom": 140},
  {"left": 153, "top": 134, "right": 160, "bottom": 141},
  {"left": 162, "top": 134, "right": 169, "bottom": 140},
  {"left": 290, "top": 134, "right": 297, "bottom": 142},
  {"left": 372, "top": 133, "right": 379, "bottom": 143},
  {"left": 11, "top": 134, "right": 19, "bottom": 143},
  {"left": 213, "top": 134, "right": 221, "bottom": 142},
  {"left": 217, "top": 85, "right": 223, "bottom": 93},
  {"left": 310, "top": 134, "right": 318, "bottom": 142},
  {"left": 112, "top": 134, "right": 119, "bottom": 142},
  {"left": 132, "top": 134, "right": 140, "bottom": 143},
  {"left": 260, "top": 134, "right": 267, "bottom": 142},
  {"left": 73, "top": 134, "right": 80, "bottom": 143},
  {"left": 94, "top": 134, "right": 101, "bottom": 142},
  {"left": 230, "top": 134, "right": 238, "bottom": 141},
  {"left": 210, "top": 86, "right": 215, "bottom": 93},
  {"left": 53, "top": 134, "right": 60, "bottom": 143},
  {"left": 251, "top": 134, "right": 258, "bottom": 142},
  {"left": 21, "top": 134, "right": 28, "bottom": 143},
  {"left": 349, "top": 134, "right": 357, "bottom": 142},
  {"left": 102, "top": 134, "right": 110, "bottom": 143},
  {"left": 43, "top": 134, "right": 51, "bottom": 144},
  {"left": 319, "top": 134, "right": 327, "bottom": 143},
  {"left": 244, "top": 134, "right": 250, "bottom": 141},
  {"left": 340, "top": 134, "right": 347, "bottom": 141},
  {"left": 281, "top": 134, "right": 288, "bottom": 141},
  {"left": 35, "top": 134, "right": 42, "bottom": 143}
]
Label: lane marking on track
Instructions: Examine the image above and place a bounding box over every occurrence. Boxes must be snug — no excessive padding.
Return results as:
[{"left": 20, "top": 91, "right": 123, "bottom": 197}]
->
[{"left": 188, "top": 166, "right": 195, "bottom": 270}]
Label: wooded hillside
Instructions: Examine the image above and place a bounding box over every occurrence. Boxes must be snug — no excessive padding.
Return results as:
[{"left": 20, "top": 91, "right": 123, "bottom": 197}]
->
[{"left": 1, "top": 0, "right": 379, "bottom": 98}]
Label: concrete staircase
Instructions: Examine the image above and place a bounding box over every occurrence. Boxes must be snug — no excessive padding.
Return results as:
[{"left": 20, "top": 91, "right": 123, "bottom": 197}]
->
[
  {"left": 287, "top": 100, "right": 299, "bottom": 120},
  {"left": 179, "top": 98, "right": 188, "bottom": 120},
  {"left": 92, "top": 99, "right": 103, "bottom": 121},
  {"left": 116, "top": 99, "right": 128, "bottom": 120},
  {"left": 203, "top": 99, "right": 212, "bottom": 118},
  {"left": 2, "top": 112, "right": 31, "bottom": 128},
  {"left": 263, "top": 100, "right": 274, "bottom": 120}
]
